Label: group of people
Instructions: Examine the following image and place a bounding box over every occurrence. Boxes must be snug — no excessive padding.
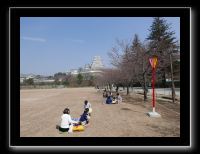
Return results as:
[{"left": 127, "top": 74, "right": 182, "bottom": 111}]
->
[
  {"left": 57, "top": 100, "right": 92, "bottom": 133},
  {"left": 57, "top": 89, "right": 122, "bottom": 134},
  {"left": 103, "top": 89, "right": 122, "bottom": 104}
]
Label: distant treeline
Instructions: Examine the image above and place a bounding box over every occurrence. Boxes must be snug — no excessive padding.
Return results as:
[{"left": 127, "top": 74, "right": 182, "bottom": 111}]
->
[{"left": 20, "top": 73, "right": 96, "bottom": 89}]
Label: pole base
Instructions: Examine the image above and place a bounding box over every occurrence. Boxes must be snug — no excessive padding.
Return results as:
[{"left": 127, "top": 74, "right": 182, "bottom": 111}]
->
[{"left": 147, "top": 111, "right": 161, "bottom": 118}]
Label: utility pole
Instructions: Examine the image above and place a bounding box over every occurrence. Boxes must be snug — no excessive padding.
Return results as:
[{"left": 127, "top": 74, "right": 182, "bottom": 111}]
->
[{"left": 170, "top": 53, "right": 176, "bottom": 103}]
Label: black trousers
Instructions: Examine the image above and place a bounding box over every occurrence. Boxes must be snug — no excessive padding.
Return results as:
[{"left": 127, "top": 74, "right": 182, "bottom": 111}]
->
[{"left": 59, "top": 127, "right": 69, "bottom": 132}]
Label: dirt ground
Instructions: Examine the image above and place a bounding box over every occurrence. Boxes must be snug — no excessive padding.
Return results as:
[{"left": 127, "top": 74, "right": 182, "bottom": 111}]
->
[{"left": 20, "top": 87, "right": 180, "bottom": 137}]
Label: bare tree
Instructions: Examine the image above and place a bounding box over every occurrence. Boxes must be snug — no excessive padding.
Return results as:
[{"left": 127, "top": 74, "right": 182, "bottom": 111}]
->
[
  {"left": 108, "top": 39, "right": 137, "bottom": 95},
  {"left": 130, "top": 35, "right": 151, "bottom": 101}
]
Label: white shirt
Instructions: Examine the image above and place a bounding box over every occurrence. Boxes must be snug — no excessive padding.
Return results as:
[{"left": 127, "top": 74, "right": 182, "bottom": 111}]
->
[
  {"left": 84, "top": 102, "right": 91, "bottom": 109},
  {"left": 60, "top": 114, "right": 77, "bottom": 128},
  {"left": 117, "top": 95, "right": 122, "bottom": 103}
]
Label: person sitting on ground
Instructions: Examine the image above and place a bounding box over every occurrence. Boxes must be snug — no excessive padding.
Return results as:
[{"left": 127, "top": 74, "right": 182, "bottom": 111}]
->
[
  {"left": 108, "top": 91, "right": 113, "bottom": 97},
  {"left": 58, "top": 108, "right": 78, "bottom": 133},
  {"left": 84, "top": 100, "right": 92, "bottom": 116},
  {"left": 79, "top": 108, "right": 90, "bottom": 126},
  {"left": 103, "top": 89, "right": 107, "bottom": 98},
  {"left": 106, "top": 96, "right": 113, "bottom": 104},
  {"left": 112, "top": 96, "right": 117, "bottom": 104},
  {"left": 116, "top": 93, "right": 122, "bottom": 104},
  {"left": 105, "top": 91, "right": 109, "bottom": 98}
]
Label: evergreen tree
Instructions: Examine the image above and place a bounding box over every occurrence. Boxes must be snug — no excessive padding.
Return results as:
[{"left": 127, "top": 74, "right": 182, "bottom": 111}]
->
[
  {"left": 147, "top": 17, "right": 177, "bottom": 52},
  {"left": 147, "top": 17, "right": 178, "bottom": 103}
]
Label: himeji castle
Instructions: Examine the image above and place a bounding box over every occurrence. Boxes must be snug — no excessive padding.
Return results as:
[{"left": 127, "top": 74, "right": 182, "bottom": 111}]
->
[
  {"left": 69, "top": 56, "right": 104, "bottom": 75},
  {"left": 91, "top": 56, "right": 104, "bottom": 70}
]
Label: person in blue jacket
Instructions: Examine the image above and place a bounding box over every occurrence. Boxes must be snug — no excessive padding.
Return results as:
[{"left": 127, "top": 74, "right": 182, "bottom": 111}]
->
[
  {"left": 79, "top": 108, "right": 90, "bottom": 125},
  {"left": 106, "top": 96, "right": 113, "bottom": 104}
]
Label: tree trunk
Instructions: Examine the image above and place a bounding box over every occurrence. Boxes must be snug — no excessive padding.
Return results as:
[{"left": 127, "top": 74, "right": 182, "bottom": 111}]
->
[
  {"left": 170, "top": 53, "right": 176, "bottom": 103},
  {"left": 143, "top": 75, "right": 147, "bottom": 101},
  {"left": 144, "top": 89, "right": 147, "bottom": 101},
  {"left": 126, "top": 85, "right": 129, "bottom": 95},
  {"left": 143, "top": 61, "right": 147, "bottom": 101},
  {"left": 109, "top": 83, "right": 112, "bottom": 91},
  {"left": 116, "top": 86, "right": 119, "bottom": 92},
  {"left": 162, "top": 71, "right": 166, "bottom": 88}
]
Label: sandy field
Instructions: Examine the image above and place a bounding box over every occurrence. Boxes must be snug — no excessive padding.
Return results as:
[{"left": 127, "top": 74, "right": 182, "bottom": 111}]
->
[{"left": 20, "top": 87, "right": 180, "bottom": 137}]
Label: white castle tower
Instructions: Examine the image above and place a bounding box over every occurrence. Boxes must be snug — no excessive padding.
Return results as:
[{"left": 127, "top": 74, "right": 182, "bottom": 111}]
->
[{"left": 91, "top": 56, "right": 104, "bottom": 70}]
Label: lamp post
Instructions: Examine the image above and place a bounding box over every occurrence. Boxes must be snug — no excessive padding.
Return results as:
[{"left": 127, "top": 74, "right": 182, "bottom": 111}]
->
[{"left": 147, "top": 55, "right": 161, "bottom": 117}]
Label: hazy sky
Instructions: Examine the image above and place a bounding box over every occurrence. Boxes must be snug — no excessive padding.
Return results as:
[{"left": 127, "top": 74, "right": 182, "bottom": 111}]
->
[{"left": 20, "top": 17, "right": 180, "bottom": 76}]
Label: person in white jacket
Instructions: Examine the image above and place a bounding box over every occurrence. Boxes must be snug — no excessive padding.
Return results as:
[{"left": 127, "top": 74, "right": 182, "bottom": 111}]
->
[
  {"left": 84, "top": 100, "right": 92, "bottom": 116},
  {"left": 116, "top": 93, "right": 122, "bottom": 104},
  {"left": 59, "top": 108, "right": 78, "bottom": 133}
]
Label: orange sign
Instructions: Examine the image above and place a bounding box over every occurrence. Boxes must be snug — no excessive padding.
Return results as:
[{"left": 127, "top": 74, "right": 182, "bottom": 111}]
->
[{"left": 149, "top": 56, "right": 158, "bottom": 69}]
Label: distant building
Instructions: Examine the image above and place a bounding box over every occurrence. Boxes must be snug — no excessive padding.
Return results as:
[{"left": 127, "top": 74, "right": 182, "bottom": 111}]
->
[
  {"left": 84, "top": 64, "right": 91, "bottom": 71},
  {"left": 68, "top": 56, "right": 105, "bottom": 76},
  {"left": 66, "top": 71, "right": 71, "bottom": 75},
  {"left": 20, "top": 74, "right": 55, "bottom": 84},
  {"left": 20, "top": 74, "right": 35, "bottom": 83},
  {"left": 70, "top": 69, "right": 79, "bottom": 75},
  {"left": 90, "top": 56, "right": 104, "bottom": 70},
  {"left": 20, "top": 77, "right": 25, "bottom": 83},
  {"left": 34, "top": 75, "right": 55, "bottom": 83}
]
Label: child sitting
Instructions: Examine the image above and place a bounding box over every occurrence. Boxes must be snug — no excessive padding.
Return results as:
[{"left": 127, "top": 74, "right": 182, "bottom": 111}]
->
[
  {"left": 103, "top": 90, "right": 107, "bottom": 98},
  {"left": 116, "top": 93, "right": 122, "bottom": 104},
  {"left": 79, "top": 108, "right": 90, "bottom": 126},
  {"left": 84, "top": 100, "right": 92, "bottom": 116},
  {"left": 106, "top": 96, "right": 113, "bottom": 104}
]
